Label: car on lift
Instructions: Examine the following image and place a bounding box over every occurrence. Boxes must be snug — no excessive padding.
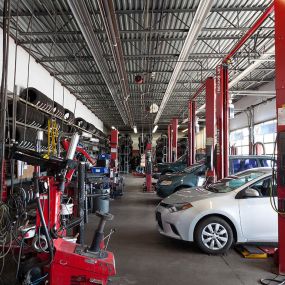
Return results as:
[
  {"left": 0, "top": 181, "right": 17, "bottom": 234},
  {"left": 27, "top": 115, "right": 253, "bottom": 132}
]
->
[
  {"left": 156, "top": 155, "right": 275, "bottom": 198},
  {"left": 155, "top": 168, "right": 277, "bottom": 254},
  {"left": 152, "top": 153, "right": 188, "bottom": 179}
]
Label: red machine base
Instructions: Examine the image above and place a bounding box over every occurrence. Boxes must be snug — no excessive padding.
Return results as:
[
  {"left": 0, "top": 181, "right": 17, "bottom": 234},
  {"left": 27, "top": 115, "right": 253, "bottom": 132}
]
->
[{"left": 49, "top": 239, "right": 116, "bottom": 285}]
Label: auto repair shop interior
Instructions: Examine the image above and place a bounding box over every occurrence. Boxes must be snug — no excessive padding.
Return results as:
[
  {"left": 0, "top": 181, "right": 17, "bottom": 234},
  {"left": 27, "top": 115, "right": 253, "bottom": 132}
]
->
[{"left": 0, "top": 0, "right": 284, "bottom": 284}]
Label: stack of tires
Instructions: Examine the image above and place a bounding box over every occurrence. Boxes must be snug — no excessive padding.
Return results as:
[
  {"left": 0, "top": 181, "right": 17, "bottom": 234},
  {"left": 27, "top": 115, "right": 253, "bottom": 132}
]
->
[
  {"left": 138, "top": 134, "right": 151, "bottom": 155},
  {"left": 118, "top": 134, "right": 133, "bottom": 173},
  {"left": 177, "top": 137, "right": 187, "bottom": 158},
  {"left": 155, "top": 134, "right": 168, "bottom": 163}
]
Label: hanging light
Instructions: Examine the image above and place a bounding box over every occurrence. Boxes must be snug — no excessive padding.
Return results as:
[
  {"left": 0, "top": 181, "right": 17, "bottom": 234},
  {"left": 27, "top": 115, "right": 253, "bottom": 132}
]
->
[
  {"left": 182, "top": 128, "right": 188, "bottom": 133},
  {"left": 133, "top": 126, "right": 138, "bottom": 134},
  {"left": 111, "top": 126, "right": 116, "bottom": 130},
  {"left": 229, "top": 99, "right": 235, "bottom": 119},
  {"left": 195, "top": 117, "right": 199, "bottom": 133},
  {"left": 152, "top": 125, "right": 158, "bottom": 133}
]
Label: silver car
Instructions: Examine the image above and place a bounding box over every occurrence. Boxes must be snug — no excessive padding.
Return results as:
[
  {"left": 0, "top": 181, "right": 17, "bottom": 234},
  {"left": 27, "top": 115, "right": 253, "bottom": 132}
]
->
[{"left": 155, "top": 168, "right": 277, "bottom": 254}]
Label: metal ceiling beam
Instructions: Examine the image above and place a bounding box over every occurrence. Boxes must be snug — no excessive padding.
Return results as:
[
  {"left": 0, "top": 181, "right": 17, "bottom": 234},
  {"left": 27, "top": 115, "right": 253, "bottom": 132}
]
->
[
  {"left": 17, "top": 34, "right": 275, "bottom": 45},
  {"left": 4, "top": 5, "right": 271, "bottom": 17},
  {"left": 39, "top": 52, "right": 267, "bottom": 62},
  {"left": 18, "top": 27, "right": 274, "bottom": 37},
  {"left": 52, "top": 67, "right": 273, "bottom": 76}
]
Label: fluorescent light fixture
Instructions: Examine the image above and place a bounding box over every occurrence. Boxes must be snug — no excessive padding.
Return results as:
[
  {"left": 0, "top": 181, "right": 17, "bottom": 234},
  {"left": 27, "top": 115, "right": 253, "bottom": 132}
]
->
[
  {"left": 182, "top": 118, "right": 188, "bottom": 124},
  {"left": 152, "top": 125, "right": 158, "bottom": 133},
  {"left": 177, "top": 124, "right": 180, "bottom": 128},
  {"left": 182, "top": 128, "right": 188, "bottom": 133},
  {"left": 133, "top": 126, "right": 137, "bottom": 134},
  {"left": 154, "top": 0, "right": 213, "bottom": 125},
  {"left": 196, "top": 104, "right": 205, "bottom": 114}
]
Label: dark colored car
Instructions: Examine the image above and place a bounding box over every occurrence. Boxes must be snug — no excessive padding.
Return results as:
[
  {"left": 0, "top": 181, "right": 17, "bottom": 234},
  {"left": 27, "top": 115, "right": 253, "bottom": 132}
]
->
[
  {"left": 156, "top": 155, "right": 275, "bottom": 198},
  {"left": 153, "top": 154, "right": 187, "bottom": 179}
]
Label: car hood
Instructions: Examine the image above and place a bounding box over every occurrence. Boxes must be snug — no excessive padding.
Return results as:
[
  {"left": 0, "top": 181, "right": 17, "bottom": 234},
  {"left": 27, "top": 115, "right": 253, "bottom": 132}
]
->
[
  {"left": 160, "top": 172, "right": 185, "bottom": 180},
  {"left": 161, "top": 187, "right": 216, "bottom": 204}
]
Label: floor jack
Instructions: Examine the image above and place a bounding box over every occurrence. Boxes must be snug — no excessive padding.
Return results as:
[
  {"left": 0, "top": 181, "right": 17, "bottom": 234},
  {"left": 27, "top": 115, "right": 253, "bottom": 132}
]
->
[{"left": 11, "top": 133, "right": 116, "bottom": 285}]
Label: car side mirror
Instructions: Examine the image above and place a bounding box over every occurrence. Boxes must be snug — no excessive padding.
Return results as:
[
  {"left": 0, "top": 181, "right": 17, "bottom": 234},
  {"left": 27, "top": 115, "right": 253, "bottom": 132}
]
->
[{"left": 236, "top": 188, "right": 260, "bottom": 199}]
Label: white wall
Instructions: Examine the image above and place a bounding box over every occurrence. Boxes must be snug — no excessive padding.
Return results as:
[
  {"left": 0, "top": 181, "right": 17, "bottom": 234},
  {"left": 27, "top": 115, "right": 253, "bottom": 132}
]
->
[
  {"left": 230, "top": 80, "right": 276, "bottom": 131},
  {"left": 0, "top": 28, "right": 104, "bottom": 131}
]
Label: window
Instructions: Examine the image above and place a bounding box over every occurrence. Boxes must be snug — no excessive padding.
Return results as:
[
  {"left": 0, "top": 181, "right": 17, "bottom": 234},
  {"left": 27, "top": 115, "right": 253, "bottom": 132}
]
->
[
  {"left": 250, "top": 177, "right": 276, "bottom": 197},
  {"left": 230, "top": 128, "right": 249, "bottom": 155},
  {"left": 244, "top": 159, "right": 258, "bottom": 170},
  {"left": 260, "top": 159, "right": 274, "bottom": 167},
  {"left": 254, "top": 120, "right": 277, "bottom": 155}
]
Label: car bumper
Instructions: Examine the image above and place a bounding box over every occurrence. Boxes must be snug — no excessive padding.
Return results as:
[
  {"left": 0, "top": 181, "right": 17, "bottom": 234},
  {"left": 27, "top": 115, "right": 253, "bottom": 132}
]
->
[{"left": 155, "top": 205, "right": 197, "bottom": 242}]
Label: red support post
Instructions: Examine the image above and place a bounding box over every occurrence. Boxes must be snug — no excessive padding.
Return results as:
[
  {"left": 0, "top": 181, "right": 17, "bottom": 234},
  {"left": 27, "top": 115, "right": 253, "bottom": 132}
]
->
[
  {"left": 222, "top": 66, "right": 229, "bottom": 177},
  {"left": 145, "top": 142, "right": 152, "bottom": 192},
  {"left": 171, "top": 118, "right": 178, "bottom": 162},
  {"left": 191, "top": 102, "right": 196, "bottom": 165},
  {"left": 187, "top": 101, "right": 193, "bottom": 166},
  {"left": 216, "top": 66, "right": 224, "bottom": 180},
  {"left": 275, "top": 0, "right": 285, "bottom": 274},
  {"left": 167, "top": 124, "right": 172, "bottom": 163},
  {"left": 205, "top": 77, "right": 216, "bottom": 181}
]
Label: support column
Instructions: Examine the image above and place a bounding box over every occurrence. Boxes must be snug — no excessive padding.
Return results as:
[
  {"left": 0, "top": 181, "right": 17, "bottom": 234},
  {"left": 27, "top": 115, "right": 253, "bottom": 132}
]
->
[
  {"left": 110, "top": 129, "right": 118, "bottom": 183},
  {"left": 187, "top": 101, "right": 193, "bottom": 166},
  {"left": 171, "top": 118, "right": 178, "bottom": 162},
  {"left": 215, "top": 66, "right": 224, "bottom": 180},
  {"left": 167, "top": 124, "right": 172, "bottom": 163},
  {"left": 205, "top": 77, "right": 216, "bottom": 181},
  {"left": 191, "top": 102, "right": 196, "bottom": 164},
  {"left": 275, "top": 0, "right": 285, "bottom": 274},
  {"left": 145, "top": 142, "right": 152, "bottom": 192},
  {"left": 222, "top": 66, "right": 229, "bottom": 177}
]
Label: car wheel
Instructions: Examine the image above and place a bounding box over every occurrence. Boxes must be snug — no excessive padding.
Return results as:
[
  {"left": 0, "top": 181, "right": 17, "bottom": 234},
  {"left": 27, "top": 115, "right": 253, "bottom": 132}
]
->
[{"left": 195, "top": 216, "right": 233, "bottom": 254}]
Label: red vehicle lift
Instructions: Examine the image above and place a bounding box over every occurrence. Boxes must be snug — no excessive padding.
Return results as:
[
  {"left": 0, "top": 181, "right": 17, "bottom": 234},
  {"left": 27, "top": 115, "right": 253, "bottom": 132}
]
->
[
  {"left": 205, "top": 77, "right": 216, "bottom": 182},
  {"left": 167, "top": 124, "right": 172, "bottom": 163},
  {"left": 217, "top": 2, "right": 274, "bottom": 180},
  {"left": 187, "top": 101, "right": 196, "bottom": 166},
  {"left": 188, "top": 84, "right": 204, "bottom": 166},
  {"left": 171, "top": 118, "right": 178, "bottom": 162},
  {"left": 275, "top": 0, "right": 285, "bottom": 274}
]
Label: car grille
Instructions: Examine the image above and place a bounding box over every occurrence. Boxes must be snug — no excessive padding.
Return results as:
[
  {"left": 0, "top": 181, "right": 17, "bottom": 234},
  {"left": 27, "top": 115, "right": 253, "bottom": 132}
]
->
[{"left": 156, "top": 212, "right": 163, "bottom": 230}]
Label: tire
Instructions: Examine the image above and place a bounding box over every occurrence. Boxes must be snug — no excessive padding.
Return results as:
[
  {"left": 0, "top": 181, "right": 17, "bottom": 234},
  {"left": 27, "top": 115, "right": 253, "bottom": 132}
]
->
[{"left": 195, "top": 216, "right": 233, "bottom": 254}]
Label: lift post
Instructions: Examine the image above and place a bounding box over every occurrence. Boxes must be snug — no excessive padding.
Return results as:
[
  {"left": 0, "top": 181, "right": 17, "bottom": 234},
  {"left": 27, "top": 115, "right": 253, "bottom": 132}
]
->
[
  {"left": 187, "top": 101, "right": 196, "bottom": 166},
  {"left": 275, "top": 0, "right": 285, "bottom": 274},
  {"left": 145, "top": 142, "right": 152, "bottom": 192},
  {"left": 167, "top": 124, "right": 172, "bottom": 163},
  {"left": 205, "top": 77, "right": 216, "bottom": 181},
  {"left": 215, "top": 66, "right": 224, "bottom": 180},
  {"left": 171, "top": 118, "right": 178, "bottom": 162},
  {"left": 187, "top": 101, "right": 193, "bottom": 166}
]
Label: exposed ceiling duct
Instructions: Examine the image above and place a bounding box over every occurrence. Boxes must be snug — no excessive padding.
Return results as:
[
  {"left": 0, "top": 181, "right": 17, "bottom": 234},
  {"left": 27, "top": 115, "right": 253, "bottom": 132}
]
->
[
  {"left": 154, "top": 0, "right": 213, "bottom": 125},
  {"left": 96, "top": 0, "right": 134, "bottom": 127},
  {"left": 67, "top": 0, "right": 132, "bottom": 126}
]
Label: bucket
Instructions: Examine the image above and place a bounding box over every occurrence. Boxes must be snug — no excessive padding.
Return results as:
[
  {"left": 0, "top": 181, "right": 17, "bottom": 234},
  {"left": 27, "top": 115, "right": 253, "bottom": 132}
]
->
[{"left": 61, "top": 203, "right": 74, "bottom": 215}]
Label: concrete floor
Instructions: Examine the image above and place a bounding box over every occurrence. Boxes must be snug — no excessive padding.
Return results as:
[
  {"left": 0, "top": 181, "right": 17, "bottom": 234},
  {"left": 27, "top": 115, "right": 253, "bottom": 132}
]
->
[{"left": 85, "top": 175, "right": 278, "bottom": 285}]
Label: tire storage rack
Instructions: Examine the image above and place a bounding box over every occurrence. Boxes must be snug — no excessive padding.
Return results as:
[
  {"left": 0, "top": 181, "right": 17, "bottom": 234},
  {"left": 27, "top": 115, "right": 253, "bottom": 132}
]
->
[
  {"left": 177, "top": 137, "right": 187, "bottom": 158},
  {"left": 155, "top": 134, "right": 168, "bottom": 163},
  {"left": 118, "top": 134, "right": 133, "bottom": 173},
  {"left": 6, "top": 87, "right": 108, "bottom": 179},
  {"left": 138, "top": 134, "right": 152, "bottom": 156}
]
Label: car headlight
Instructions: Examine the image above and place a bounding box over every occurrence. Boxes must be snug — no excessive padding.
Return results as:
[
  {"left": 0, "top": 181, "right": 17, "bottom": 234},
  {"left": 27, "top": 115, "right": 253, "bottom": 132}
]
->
[
  {"left": 169, "top": 203, "right": 193, "bottom": 213},
  {"left": 159, "top": 180, "right": 173, "bottom": 186}
]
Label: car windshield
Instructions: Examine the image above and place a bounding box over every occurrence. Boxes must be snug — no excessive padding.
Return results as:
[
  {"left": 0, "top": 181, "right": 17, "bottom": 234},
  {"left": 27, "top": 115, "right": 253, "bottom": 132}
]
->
[
  {"left": 206, "top": 171, "right": 265, "bottom": 193},
  {"left": 184, "top": 164, "right": 203, "bottom": 173},
  {"left": 176, "top": 154, "right": 186, "bottom": 163}
]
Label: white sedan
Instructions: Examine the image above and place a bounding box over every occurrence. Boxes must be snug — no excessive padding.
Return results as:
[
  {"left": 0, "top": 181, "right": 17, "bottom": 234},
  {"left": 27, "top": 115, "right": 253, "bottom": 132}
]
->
[{"left": 155, "top": 168, "right": 277, "bottom": 254}]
